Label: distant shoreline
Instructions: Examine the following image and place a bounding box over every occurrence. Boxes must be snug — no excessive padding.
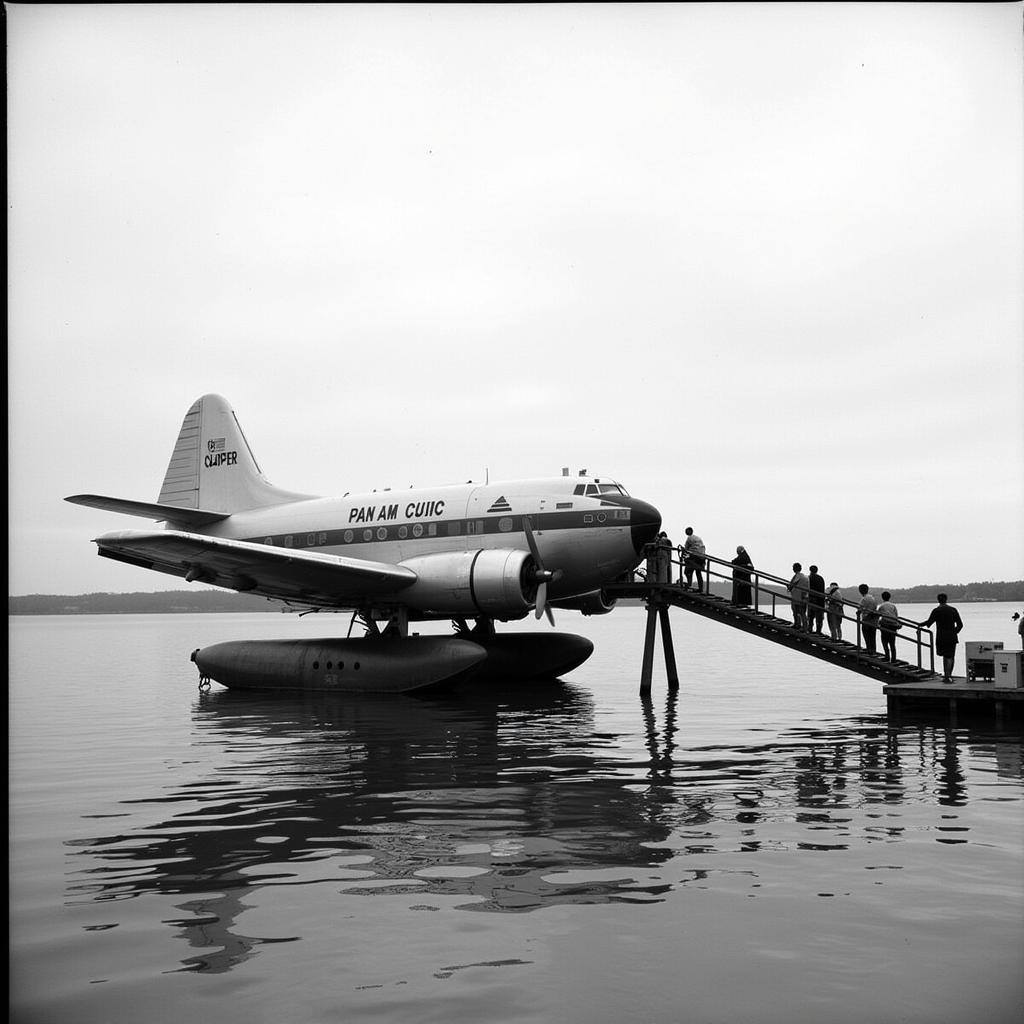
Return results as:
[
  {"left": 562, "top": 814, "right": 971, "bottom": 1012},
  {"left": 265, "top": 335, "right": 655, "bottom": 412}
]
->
[{"left": 9, "top": 581, "right": 1024, "bottom": 615}]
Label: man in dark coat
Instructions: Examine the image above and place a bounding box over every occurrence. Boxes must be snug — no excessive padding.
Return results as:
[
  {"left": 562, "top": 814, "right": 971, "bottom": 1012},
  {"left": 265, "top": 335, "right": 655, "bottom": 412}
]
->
[
  {"left": 731, "top": 546, "right": 753, "bottom": 605},
  {"left": 807, "top": 565, "right": 826, "bottom": 635},
  {"left": 922, "top": 593, "right": 964, "bottom": 683}
]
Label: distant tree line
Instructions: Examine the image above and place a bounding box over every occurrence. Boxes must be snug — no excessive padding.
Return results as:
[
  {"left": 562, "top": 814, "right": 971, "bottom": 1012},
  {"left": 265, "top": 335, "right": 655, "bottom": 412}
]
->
[
  {"left": 9, "top": 580, "right": 1024, "bottom": 615},
  {"left": 702, "top": 579, "right": 1024, "bottom": 604},
  {"left": 8, "top": 591, "right": 284, "bottom": 614}
]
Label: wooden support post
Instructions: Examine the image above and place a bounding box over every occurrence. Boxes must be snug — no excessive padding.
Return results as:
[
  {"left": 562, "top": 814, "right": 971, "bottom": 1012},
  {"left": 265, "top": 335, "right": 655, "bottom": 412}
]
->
[
  {"left": 640, "top": 602, "right": 658, "bottom": 694},
  {"left": 659, "top": 604, "right": 679, "bottom": 691}
]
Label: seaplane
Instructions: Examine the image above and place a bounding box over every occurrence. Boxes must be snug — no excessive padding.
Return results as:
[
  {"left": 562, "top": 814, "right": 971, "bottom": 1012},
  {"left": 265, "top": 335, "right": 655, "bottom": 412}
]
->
[{"left": 66, "top": 394, "right": 662, "bottom": 693}]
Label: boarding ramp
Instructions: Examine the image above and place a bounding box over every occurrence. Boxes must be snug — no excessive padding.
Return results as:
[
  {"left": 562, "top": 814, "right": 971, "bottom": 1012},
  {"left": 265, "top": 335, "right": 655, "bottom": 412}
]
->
[{"left": 603, "top": 549, "right": 936, "bottom": 691}]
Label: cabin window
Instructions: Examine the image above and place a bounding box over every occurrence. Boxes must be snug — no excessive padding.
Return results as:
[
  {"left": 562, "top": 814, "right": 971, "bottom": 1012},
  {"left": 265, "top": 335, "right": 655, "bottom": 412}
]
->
[
  {"left": 363, "top": 529, "right": 373, "bottom": 542},
  {"left": 412, "top": 523, "right": 423, "bottom": 538},
  {"left": 264, "top": 537, "right": 273, "bottom": 545},
  {"left": 376, "top": 527, "right": 387, "bottom": 540},
  {"left": 498, "top": 517, "right": 513, "bottom": 532},
  {"left": 398, "top": 525, "right": 408, "bottom": 539},
  {"left": 428, "top": 523, "right": 437, "bottom": 537},
  {"left": 466, "top": 519, "right": 484, "bottom": 535},
  {"left": 584, "top": 514, "right": 594, "bottom": 523},
  {"left": 307, "top": 533, "right": 316, "bottom": 546},
  {"left": 285, "top": 535, "right": 294, "bottom": 547},
  {"left": 344, "top": 530, "right": 353, "bottom": 543},
  {"left": 447, "top": 522, "right": 460, "bottom": 536},
  {"left": 597, "top": 512, "right": 607, "bottom": 523}
]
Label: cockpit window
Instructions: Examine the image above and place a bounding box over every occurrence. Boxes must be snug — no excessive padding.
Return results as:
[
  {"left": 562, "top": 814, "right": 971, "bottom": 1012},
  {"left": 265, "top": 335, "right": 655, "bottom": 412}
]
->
[{"left": 573, "top": 481, "right": 630, "bottom": 497}]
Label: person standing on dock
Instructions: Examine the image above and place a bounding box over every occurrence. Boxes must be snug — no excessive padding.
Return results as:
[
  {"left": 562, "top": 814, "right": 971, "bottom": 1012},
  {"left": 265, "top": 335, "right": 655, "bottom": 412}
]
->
[
  {"left": 878, "top": 591, "right": 900, "bottom": 662},
  {"left": 731, "top": 545, "right": 753, "bottom": 605},
  {"left": 826, "top": 582, "right": 844, "bottom": 640},
  {"left": 788, "top": 563, "right": 809, "bottom": 631},
  {"left": 807, "top": 565, "right": 826, "bottom": 635},
  {"left": 921, "top": 593, "right": 964, "bottom": 683},
  {"left": 857, "top": 585, "right": 880, "bottom": 655},
  {"left": 682, "top": 527, "right": 705, "bottom": 592}
]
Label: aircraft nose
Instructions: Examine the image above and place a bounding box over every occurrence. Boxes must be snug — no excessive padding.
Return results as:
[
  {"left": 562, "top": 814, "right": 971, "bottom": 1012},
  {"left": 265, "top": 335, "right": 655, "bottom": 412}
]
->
[{"left": 620, "top": 498, "right": 662, "bottom": 555}]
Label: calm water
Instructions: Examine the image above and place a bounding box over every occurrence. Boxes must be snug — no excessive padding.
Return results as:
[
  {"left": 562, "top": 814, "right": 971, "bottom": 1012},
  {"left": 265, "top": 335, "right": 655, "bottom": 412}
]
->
[{"left": 9, "top": 604, "right": 1024, "bottom": 1024}]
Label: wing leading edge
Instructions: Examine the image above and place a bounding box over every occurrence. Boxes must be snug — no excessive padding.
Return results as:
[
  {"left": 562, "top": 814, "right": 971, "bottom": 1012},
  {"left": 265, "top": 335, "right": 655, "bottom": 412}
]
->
[{"left": 93, "top": 530, "right": 417, "bottom": 608}]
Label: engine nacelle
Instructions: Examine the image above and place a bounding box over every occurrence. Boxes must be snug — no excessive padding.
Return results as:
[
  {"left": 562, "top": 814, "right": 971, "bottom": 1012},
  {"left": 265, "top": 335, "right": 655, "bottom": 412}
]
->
[
  {"left": 550, "top": 589, "right": 617, "bottom": 616},
  {"left": 398, "top": 549, "right": 536, "bottom": 617}
]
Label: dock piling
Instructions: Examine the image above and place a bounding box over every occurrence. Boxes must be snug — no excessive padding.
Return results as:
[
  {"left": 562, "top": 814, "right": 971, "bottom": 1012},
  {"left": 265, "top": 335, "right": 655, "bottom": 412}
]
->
[{"left": 640, "top": 598, "right": 679, "bottom": 694}]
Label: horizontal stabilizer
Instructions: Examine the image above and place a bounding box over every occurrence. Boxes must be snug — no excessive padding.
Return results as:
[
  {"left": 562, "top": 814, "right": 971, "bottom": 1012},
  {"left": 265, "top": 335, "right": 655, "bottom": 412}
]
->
[{"left": 65, "top": 494, "right": 230, "bottom": 527}]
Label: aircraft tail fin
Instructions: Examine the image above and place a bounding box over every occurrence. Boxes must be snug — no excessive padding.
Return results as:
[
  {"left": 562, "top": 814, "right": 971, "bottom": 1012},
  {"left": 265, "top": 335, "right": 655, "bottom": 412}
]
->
[{"left": 158, "top": 394, "right": 316, "bottom": 513}]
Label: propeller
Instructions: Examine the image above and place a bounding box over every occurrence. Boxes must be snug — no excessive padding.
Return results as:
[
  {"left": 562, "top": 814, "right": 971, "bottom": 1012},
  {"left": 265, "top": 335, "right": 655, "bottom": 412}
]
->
[{"left": 523, "top": 516, "right": 563, "bottom": 625}]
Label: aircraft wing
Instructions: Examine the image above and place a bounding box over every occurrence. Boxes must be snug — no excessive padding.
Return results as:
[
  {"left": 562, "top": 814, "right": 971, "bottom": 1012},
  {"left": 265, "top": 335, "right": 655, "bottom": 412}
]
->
[{"left": 92, "top": 530, "right": 417, "bottom": 608}]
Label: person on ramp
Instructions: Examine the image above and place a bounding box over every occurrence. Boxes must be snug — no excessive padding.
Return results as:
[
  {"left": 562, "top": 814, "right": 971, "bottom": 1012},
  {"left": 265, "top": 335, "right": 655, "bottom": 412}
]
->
[
  {"left": 731, "top": 545, "right": 753, "bottom": 605},
  {"left": 682, "top": 527, "right": 706, "bottom": 592}
]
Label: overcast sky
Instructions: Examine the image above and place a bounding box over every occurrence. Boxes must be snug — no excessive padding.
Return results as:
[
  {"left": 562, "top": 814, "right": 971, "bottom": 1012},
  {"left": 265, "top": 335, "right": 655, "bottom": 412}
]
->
[{"left": 8, "top": 3, "right": 1023, "bottom": 596}]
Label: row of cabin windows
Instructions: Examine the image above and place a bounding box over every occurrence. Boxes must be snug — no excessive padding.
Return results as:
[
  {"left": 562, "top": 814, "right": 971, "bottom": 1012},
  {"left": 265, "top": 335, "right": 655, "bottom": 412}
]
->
[
  {"left": 264, "top": 507, "right": 626, "bottom": 550},
  {"left": 267, "top": 516, "right": 519, "bottom": 548}
]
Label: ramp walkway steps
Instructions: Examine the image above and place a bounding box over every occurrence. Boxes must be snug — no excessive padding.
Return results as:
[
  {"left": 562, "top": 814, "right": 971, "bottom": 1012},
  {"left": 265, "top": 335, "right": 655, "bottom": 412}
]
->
[{"left": 603, "top": 549, "right": 937, "bottom": 692}]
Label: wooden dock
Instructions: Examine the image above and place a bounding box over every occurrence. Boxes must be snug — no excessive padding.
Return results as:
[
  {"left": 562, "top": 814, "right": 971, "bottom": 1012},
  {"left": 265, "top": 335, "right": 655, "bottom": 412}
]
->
[{"left": 884, "top": 677, "right": 1024, "bottom": 725}]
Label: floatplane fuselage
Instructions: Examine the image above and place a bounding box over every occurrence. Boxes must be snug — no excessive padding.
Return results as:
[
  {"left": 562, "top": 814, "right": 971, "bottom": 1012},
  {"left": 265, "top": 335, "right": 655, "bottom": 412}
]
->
[{"left": 67, "top": 395, "right": 662, "bottom": 692}]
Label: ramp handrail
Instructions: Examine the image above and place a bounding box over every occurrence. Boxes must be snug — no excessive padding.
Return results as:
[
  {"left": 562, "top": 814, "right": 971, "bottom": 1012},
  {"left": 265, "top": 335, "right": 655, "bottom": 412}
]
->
[{"left": 637, "top": 545, "right": 935, "bottom": 675}]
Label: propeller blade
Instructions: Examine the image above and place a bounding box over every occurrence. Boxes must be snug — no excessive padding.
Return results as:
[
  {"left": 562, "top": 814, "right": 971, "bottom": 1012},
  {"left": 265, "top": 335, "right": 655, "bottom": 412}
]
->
[
  {"left": 524, "top": 515, "right": 557, "bottom": 625},
  {"left": 522, "top": 516, "right": 543, "bottom": 566}
]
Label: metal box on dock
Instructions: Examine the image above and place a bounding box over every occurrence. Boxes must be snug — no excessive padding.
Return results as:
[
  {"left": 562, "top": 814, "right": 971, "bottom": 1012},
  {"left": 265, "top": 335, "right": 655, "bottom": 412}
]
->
[
  {"left": 966, "top": 641, "right": 1004, "bottom": 681},
  {"left": 993, "top": 651, "right": 1023, "bottom": 689}
]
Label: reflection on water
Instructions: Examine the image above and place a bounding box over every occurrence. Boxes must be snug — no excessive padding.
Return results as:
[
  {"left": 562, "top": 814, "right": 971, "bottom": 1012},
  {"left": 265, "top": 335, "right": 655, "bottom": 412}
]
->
[{"left": 60, "top": 681, "right": 1022, "bottom": 975}]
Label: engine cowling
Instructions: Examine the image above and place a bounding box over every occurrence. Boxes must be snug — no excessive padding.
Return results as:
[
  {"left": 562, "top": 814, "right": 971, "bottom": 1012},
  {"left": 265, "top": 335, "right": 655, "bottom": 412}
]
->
[
  {"left": 549, "top": 589, "right": 617, "bottom": 615},
  {"left": 398, "top": 549, "right": 536, "bottom": 617}
]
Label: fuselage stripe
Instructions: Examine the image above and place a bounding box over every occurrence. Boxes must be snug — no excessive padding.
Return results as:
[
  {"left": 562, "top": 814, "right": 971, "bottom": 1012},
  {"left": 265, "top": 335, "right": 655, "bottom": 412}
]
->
[{"left": 242, "top": 508, "right": 632, "bottom": 552}]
